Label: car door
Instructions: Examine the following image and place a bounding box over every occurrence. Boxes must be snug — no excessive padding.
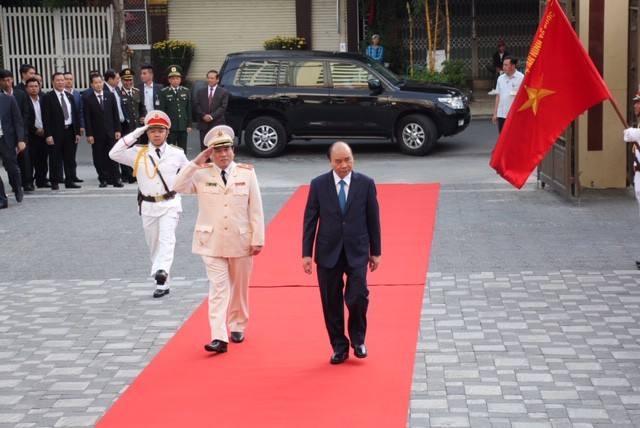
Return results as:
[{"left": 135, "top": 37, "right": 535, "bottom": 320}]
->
[
  {"left": 273, "top": 60, "right": 332, "bottom": 136},
  {"left": 327, "top": 60, "right": 390, "bottom": 136}
]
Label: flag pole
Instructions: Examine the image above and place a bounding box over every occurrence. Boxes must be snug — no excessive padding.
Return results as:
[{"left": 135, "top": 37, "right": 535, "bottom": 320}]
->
[{"left": 608, "top": 96, "right": 630, "bottom": 129}]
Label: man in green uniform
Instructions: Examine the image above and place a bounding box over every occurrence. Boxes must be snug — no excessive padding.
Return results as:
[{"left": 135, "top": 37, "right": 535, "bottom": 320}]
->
[{"left": 158, "top": 65, "right": 192, "bottom": 153}]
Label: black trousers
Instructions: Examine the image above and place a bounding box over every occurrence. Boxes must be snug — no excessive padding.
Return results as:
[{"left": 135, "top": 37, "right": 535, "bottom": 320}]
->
[
  {"left": 316, "top": 249, "right": 369, "bottom": 353},
  {"left": 17, "top": 146, "right": 33, "bottom": 187},
  {"left": 0, "top": 137, "right": 23, "bottom": 194},
  {"left": 91, "top": 135, "right": 119, "bottom": 182},
  {"left": 47, "top": 127, "right": 77, "bottom": 185},
  {"left": 28, "top": 133, "right": 48, "bottom": 186}
]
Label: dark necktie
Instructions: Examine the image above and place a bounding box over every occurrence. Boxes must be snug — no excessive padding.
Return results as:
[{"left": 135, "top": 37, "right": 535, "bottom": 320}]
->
[
  {"left": 98, "top": 94, "right": 103, "bottom": 110},
  {"left": 208, "top": 87, "right": 214, "bottom": 107},
  {"left": 338, "top": 180, "right": 347, "bottom": 213},
  {"left": 221, "top": 170, "right": 227, "bottom": 185},
  {"left": 60, "top": 93, "right": 69, "bottom": 121},
  {"left": 156, "top": 148, "right": 161, "bottom": 159}
]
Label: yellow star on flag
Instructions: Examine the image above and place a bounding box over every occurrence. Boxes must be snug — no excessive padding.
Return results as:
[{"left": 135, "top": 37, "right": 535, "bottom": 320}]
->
[{"left": 518, "top": 78, "right": 555, "bottom": 115}]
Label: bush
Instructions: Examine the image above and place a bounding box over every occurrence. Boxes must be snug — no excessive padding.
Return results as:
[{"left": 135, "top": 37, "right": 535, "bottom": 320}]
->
[
  {"left": 152, "top": 40, "right": 196, "bottom": 78},
  {"left": 411, "top": 60, "right": 467, "bottom": 89},
  {"left": 263, "top": 36, "right": 306, "bottom": 50}
]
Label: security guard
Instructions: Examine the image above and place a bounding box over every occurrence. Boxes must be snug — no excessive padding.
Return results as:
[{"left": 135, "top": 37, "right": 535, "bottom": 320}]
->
[
  {"left": 158, "top": 65, "right": 192, "bottom": 154},
  {"left": 174, "top": 125, "right": 265, "bottom": 353},
  {"left": 109, "top": 110, "right": 189, "bottom": 298}
]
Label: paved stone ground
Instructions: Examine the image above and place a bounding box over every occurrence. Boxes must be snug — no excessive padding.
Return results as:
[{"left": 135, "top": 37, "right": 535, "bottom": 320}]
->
[{"left": 2, "top": 114, "right": 640, "bottom": 427}]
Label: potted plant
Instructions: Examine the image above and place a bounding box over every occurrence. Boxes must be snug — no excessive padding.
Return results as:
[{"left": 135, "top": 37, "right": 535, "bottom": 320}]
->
[{"left": 152, "top": 40, "right": 196, "bottom": 78}]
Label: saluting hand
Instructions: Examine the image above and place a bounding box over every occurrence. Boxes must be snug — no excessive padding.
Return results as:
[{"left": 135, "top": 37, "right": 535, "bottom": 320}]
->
[{"left": 194, "top": 146, "right": 215, "bottom": 167}]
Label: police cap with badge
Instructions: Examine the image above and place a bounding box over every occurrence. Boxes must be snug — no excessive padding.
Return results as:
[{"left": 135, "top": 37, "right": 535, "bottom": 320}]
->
[
  {"left": 204, "top": 125, "right": 234, "bottom": 149},
  {"left": 166, "top": 65, "right": 182, "bottom": 78},
  {"left": 145, "top": 110, "right": 172, "bottom": 129},
  {"left": 120, "top": 68, "right": 135, "bottom": 80}
]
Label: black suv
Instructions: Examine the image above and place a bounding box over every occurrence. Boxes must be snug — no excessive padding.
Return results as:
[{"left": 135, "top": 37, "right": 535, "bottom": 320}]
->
[{"left": 219, "top": 50, "right": 471, "bottom": 157}]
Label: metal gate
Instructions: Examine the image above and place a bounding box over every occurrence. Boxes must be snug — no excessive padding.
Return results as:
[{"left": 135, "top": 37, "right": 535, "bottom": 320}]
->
[{"left": 0, "top": 6, "right": 113, "bottom": 90}]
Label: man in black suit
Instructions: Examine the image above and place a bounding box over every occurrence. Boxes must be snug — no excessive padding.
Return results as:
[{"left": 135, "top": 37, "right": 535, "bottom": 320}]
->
[
  {"left": 0, "top": 69, "right": 34, "bottom": 192},
  {"left": 83, "top": 73, "right": 122, "bottom": 187},
  {"left": 302, "top": 142, "right": 381, "bottom": 364},
  {"left": 24, "top": 77, "right": 49, "bottom": 188},
  {"left": 15, "top": 64, "right": 36, "bottom": 94},
  {"left": 195, "top": 70, "right": 229, "bottom": 151},
  {"left": 0, "top": 91, "right": 26, "bottom": 208},
  {"left": 41, "top": 72, "right": 82, "bottom": 190},
  {"left": 135, "top": 64, "right": 162, "bottom": 145}
]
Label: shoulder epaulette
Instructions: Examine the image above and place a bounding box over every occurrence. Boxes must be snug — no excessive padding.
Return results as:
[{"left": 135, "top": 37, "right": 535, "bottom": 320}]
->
[
  {"left": 168, "top": 144, "right": 184, "bottom": 152},
  {"left": 237, "top": 163, "right": 254, "bottom": 170}
]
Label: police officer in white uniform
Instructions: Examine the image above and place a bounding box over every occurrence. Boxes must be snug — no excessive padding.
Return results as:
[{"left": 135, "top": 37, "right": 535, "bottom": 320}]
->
[
  {"left": 174, "top": 125, "right": 265, "bottom": 353},
  {"left": 109, "top": 110, "right": 189, "bottom": 297}
]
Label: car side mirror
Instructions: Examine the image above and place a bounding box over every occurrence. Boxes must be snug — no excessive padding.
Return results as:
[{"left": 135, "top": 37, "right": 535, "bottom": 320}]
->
[{"left": 368, "top": 78, "right": 382, "bottom": 93}]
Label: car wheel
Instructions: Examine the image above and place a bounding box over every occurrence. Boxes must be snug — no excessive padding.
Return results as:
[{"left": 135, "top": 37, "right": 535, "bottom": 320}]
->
[
  {"left": 245, "top": 117, "right": 287, "bottom": 158},
  {"left": 396, "top": 115, "right": 437, "bottom": 156}
]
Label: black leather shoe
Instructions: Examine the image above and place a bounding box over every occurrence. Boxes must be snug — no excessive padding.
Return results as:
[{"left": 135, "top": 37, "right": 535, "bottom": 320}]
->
[
  {"left": 128, "top": 177, "right": 137, "bottom": 184},
  {"left": 330, "top": 351, "right": 349, "bottom": 365},
  {"left": 154, "top": 270, "right": 168, "bottom": 285},
  {"left": 204, "top": 340, "right": 228, "bottom": 353},
  {"left": 65, "top": 183, "right": 81, "bottom": 189},
  {"left": 15, "top": 188, "right": 24, "bottom": 203},
  {"left": 354, "top": 344, "right": 368, "bottom": 359},
  {"left": 51, "top": 183, "right": 59, "bottom": 190},
  {"left": 36, "top": 182, "right": 51, "bottom": 188},
  {"left": 635, "top": 260, "right": 640, "bottom": 268},
  {"left": 0, "top": 201, "right": 7, "bottom": 209},
  {"left": 23, "top": 183, "right": 35, "bottom": 192},
  {"left": 72, "top": 177, "right": 84, "bottom": 183},
  {"left": 230, "top": 331, "right": 244, "bottom": 343},
  {"left": 98, "top": 181, "right": 108, "bottom": 188},
  {"left": 113, "top": 179, "right": 124, "bottom": 188},
  {"left": 153, "top": 288, "right": 169, "bottom": 298}
]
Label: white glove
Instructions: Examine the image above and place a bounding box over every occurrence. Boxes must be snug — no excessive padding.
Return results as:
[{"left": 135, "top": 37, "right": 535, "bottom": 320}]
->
[
  {"left": 624, "top": 127, "right": 640, "bottom": 143},
  {"left": 126, "top": 125, "right": 149, "bottom": 144}
]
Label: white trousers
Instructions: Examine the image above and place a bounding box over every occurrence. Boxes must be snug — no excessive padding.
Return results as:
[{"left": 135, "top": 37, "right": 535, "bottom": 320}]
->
[
  {"left": 141, "top": 210, "right": 180, "bottom": 290},
  {"left": 202, "top": 255, "right": 253, "bottom": 342},
  {"left": 635, "top": 173, "right": 640, "bottom": 218}
]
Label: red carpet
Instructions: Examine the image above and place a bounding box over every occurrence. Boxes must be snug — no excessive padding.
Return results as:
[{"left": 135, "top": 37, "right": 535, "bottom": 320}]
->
[{"left": 98, "top": 184, "right": 439, "bottom": 428}]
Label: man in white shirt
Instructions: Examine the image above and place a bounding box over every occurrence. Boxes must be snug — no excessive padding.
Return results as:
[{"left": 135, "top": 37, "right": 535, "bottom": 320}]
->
[{"left": 492, "top": 55, "right": 524, "bottom": 134}]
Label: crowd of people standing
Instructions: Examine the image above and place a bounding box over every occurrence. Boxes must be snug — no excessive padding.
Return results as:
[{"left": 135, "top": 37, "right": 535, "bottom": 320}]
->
[{"left": 0, "top": 62, "right": 229, "bottom": 209}]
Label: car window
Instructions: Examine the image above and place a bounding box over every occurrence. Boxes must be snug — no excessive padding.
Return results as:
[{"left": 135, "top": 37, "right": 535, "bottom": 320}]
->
[
  {"left": 280, "top": 61, "right": 324, "bottom": 87},
  {"left": 329, "top": 62, "right": 373, "bottom": 89},
  {"left": 235, "top": 60, "right": 281, "bottom": 86}
]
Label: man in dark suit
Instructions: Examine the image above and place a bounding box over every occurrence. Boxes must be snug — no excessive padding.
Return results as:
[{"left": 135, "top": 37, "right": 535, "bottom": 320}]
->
[
  {"left": 136, "top": 64, "right": 162, "bottom": 145},
  {"left": 196, "top": 70, "right": 229, "bottom": 152},
  {"left": 24, "top": 77, "right": 49, "bottom": 188},
  {"left": 15, "top": 64, "right": 36, "bottom": 94},
  {"left": 0, "top": 69, "right": 34, "bottom": 192},
  {"left": 302, "top": 141, "right": 381, "bottom": 364},
  {"left": 0, "top": 91, "right": 26, "bottom": 208},
  {"left": 41, "top": 72, "right": 82, "bottom": 190},
  {"left": 83, "top": 73, "right": 122, "bottom": 187},
  {"left": 64, "top": 71, "right": 85, "bottom": 185}
]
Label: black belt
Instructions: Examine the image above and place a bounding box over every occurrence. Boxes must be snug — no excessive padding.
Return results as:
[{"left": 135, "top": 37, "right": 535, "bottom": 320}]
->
[
  {"left": 138, "top": 190, "right": 176, "bottom": 203},
  {"left": 64, "top": 125, "right": 72, "bottom": 129}
]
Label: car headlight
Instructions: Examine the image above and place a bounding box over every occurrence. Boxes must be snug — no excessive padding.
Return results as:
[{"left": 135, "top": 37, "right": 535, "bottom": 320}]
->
[{"left": 438, "top": 96, "right": 465, "bottom": 110}]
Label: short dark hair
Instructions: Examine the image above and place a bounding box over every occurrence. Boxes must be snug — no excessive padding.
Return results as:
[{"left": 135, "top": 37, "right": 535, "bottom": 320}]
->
[
  {"left": 19, "top": 64, "right": 35, "bottom": 75},
  {"left": 140, "top": 63, "right": 154, "bottom": 72},
  {"left": 504, "top": 55, "right": 518, "bottom": 66},
  {"left": 25, "top": 77, "right": 40, "bottom": 87},
  {"left": 90, "top": 73, "right": 103, "bottom": 83},
  {"left": 51, "top": 72, "right": 64, "bottom": 80},
  {"left": 103, "top": 69, "right": 117, "bottom": 81},
  {"left": 0, "top": 69, "right": 13, "bottom": 79}
]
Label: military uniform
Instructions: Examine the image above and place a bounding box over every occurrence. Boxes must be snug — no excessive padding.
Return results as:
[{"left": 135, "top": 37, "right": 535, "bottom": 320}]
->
[
  {"left": 119, "top": 68, "right": 147, "bottom": 182},
  {"left": 158, "top": 65, "right": 192, "bottom": 153},
  {"left": 109, "top": 110, "right": 189, "bottom": 297},
  {"left": 173, "top": 125, "right": 265, "bottom": 351}
]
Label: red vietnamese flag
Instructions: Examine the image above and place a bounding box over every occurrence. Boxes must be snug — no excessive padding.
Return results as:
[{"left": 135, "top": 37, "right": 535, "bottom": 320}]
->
[{"left": 489, "top": 0, "right": 612, "bottom": 189}]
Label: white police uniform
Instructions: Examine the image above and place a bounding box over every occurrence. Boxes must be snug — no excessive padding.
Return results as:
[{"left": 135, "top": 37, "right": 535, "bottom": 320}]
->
[{"left": 109, "top": 111, "right": 189, "bottom": 295}]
